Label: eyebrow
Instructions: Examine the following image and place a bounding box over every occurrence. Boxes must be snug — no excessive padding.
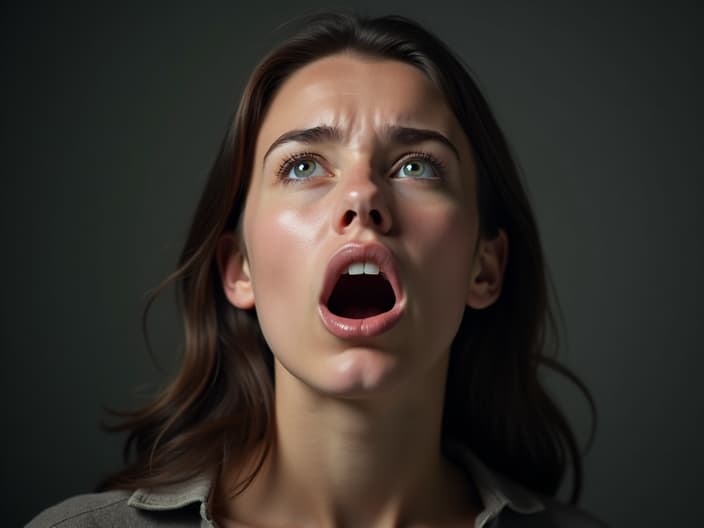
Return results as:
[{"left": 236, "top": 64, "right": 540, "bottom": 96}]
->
[{"left": 262, "top": 124, "right": 460, "bottom": 165}]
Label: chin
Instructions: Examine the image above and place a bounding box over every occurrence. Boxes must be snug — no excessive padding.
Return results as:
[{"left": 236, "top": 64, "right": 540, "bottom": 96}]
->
[{"left": 298, "top": 347, "right": 404, "bottom": 399}]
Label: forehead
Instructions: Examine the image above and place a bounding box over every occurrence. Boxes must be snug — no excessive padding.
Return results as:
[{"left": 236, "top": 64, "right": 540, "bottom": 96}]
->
[{"left": 255, "top": 53, "right": 467, "bottom": 153}]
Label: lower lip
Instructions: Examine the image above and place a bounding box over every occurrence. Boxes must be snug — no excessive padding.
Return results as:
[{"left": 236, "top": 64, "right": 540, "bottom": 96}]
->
[{"left": 318, "top": 302, "right": 405, "bottom": 339}]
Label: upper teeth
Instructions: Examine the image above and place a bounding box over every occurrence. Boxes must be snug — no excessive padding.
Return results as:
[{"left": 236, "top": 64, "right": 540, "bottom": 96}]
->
[{"left": 346, "top": 261, "right": 380, "bottom": 275}]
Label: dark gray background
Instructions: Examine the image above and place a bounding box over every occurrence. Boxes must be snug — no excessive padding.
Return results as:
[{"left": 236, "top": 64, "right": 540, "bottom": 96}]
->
[{"left": 3, "top": 1, "right": 702, "bottom": 526}]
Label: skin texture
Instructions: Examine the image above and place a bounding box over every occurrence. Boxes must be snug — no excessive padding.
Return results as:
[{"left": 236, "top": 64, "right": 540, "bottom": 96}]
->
[{"left": 217, "top": 53, "right": 507, "bottom": 527}]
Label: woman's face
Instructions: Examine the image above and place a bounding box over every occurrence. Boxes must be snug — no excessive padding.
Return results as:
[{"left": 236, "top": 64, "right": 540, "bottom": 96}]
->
[{"left": 223, "top": 53, "right": 503, "bottom": 398}]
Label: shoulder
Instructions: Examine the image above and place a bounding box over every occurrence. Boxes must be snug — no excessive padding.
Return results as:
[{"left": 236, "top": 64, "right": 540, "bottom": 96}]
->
[
  {"left": 25, "top": 489, "right": 200, "bottom": 528},
  {"left": 498, "top": 497, "right": 609, "bottom": 527},
  {"left": 26, "top": 490, "right": 131, "bottom": 527}
]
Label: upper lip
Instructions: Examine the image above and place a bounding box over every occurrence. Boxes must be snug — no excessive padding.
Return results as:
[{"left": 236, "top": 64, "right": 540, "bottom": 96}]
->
[{"left": 319, "top": 241, "right": 404, "bottom": 312}]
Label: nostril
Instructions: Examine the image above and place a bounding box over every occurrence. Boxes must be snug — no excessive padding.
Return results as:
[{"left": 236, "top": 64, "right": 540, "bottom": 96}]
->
[
  {"left": 370, "top": 209, "right": 382, "bottom": 225},
  {"left": 343, "top": 210, "right": 356, "bottom": 226}
]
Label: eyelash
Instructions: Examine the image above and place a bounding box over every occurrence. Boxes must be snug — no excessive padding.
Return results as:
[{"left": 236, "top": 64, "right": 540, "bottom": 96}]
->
[
  {"left": 398, "top": 151, "right": 447, "bottom": 179},
  {"left": 277, "top": 151, "right": 322, "bottom": 184},
  {"left": 276, "top": 151, "right": 447, "bottom": 184}
]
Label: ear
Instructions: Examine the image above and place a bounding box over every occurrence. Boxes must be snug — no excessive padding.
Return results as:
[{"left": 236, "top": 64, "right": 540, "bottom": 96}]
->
[
  {"left": 467, "top": 229, "right": 508, "bottom": 310},
  {"left": 216, "top": 232, "right": 255, "bottom": 309}
]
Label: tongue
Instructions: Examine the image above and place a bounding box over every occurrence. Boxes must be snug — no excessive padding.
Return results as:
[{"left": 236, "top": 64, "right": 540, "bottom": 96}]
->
[{"left": 327, "top": 274, "right": 395, "bottom": 319}]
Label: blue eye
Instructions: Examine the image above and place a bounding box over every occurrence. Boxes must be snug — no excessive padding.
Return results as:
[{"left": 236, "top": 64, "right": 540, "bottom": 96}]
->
[
  {"left": 281, "top": 156, "right": 326, "bottom": 182},
  {"left": 397, "top": 159, "right": 438, "bottom": 179}
]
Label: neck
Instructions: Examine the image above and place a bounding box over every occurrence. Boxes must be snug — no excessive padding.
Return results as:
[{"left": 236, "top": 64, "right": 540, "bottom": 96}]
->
[{"left": 217, "top": 355, "right": 478, "bottom": 528}]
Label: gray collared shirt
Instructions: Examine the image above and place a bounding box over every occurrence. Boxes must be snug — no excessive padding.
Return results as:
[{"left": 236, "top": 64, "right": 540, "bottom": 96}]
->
[{"left": 27, "top": 446, "right": 607, "bottom": 527}]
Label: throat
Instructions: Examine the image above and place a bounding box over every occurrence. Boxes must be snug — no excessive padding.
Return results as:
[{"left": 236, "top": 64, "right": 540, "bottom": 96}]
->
[{"left": 327, "top": 274, "right": 395, "bottom": 319}]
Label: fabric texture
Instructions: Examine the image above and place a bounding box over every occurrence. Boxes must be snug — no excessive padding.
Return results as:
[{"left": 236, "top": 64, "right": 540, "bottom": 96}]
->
[{"left": 27, "top": 446, "right": 607, "bottom": 528}]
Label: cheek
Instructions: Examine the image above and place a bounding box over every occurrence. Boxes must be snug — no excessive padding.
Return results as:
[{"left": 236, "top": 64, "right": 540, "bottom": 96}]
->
[
  {"left": 243, "top": 202, "right": 327, "bottom": 342},
  {"left": 248, "top": 212, "right": 303, "bottom": 293},
  {"left": 401, "top": 198, "right": 476, "bottom": 270},
  {"left": 401, "top": 201, "right": 477, "bottom": 342}
]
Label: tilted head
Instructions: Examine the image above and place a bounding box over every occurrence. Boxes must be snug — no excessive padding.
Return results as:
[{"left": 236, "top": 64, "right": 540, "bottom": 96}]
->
[{"left": 106, "top": 12, "right": 590, "bottom": 504}]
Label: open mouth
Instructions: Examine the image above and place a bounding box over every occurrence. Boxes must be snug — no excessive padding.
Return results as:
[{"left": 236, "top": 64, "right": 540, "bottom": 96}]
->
[
  {"left": 327, "top": 270, "right": 396, "bottom": 319},
  {"left": 319, "top": 242, "right": 404, "bottom": 338}
]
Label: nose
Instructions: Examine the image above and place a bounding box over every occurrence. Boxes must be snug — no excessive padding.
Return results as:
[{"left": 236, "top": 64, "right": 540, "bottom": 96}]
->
[{"left": 332, "top": 165, "right": 392, "bottom": 235}]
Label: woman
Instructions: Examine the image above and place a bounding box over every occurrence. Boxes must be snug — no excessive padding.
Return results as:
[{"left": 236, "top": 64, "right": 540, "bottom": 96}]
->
[{"left": 29, "top": 12, "right": 605, "bottom": 528}]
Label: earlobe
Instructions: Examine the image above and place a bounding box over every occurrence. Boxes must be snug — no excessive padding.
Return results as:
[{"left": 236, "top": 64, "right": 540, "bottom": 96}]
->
[
  {"left": 217, "top": 233, "right": 255, "bottom": 309},
  {"left": 467, "top": 229, "right": 508, "bottom": 310}
]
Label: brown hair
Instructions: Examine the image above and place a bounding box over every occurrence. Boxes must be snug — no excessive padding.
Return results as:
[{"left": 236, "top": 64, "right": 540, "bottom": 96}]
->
[{"left": 101, "top": 12, "right": 595, "bottom": 504}]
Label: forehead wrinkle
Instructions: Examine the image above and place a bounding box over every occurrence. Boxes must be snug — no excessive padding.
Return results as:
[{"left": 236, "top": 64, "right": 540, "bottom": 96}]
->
[
  {"left": 261, "top": 53, "right": 453, "bottom": 141},
  {"left": 259, "top": 90, "right": 462, "bottom": 167},
  {"left": 260, "top": 113, "right": 357, "bottom": 167},
  {"left": 261, "top": 116, "right": 462, "bottom": 169},
  {"left": 323, "top": 108, "right": 452, "bottom": 146}
]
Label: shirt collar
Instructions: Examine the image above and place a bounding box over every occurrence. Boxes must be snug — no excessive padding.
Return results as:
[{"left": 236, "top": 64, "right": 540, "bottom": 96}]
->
[
  {"left": 443, "top": 442, "right": 544, "bottom": 525},
  {"left": 128, "top": 475, "right": 213, "bottom": 523},
  {"left": 128, "top": 445, "right": 544, "bottom": 523}
]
